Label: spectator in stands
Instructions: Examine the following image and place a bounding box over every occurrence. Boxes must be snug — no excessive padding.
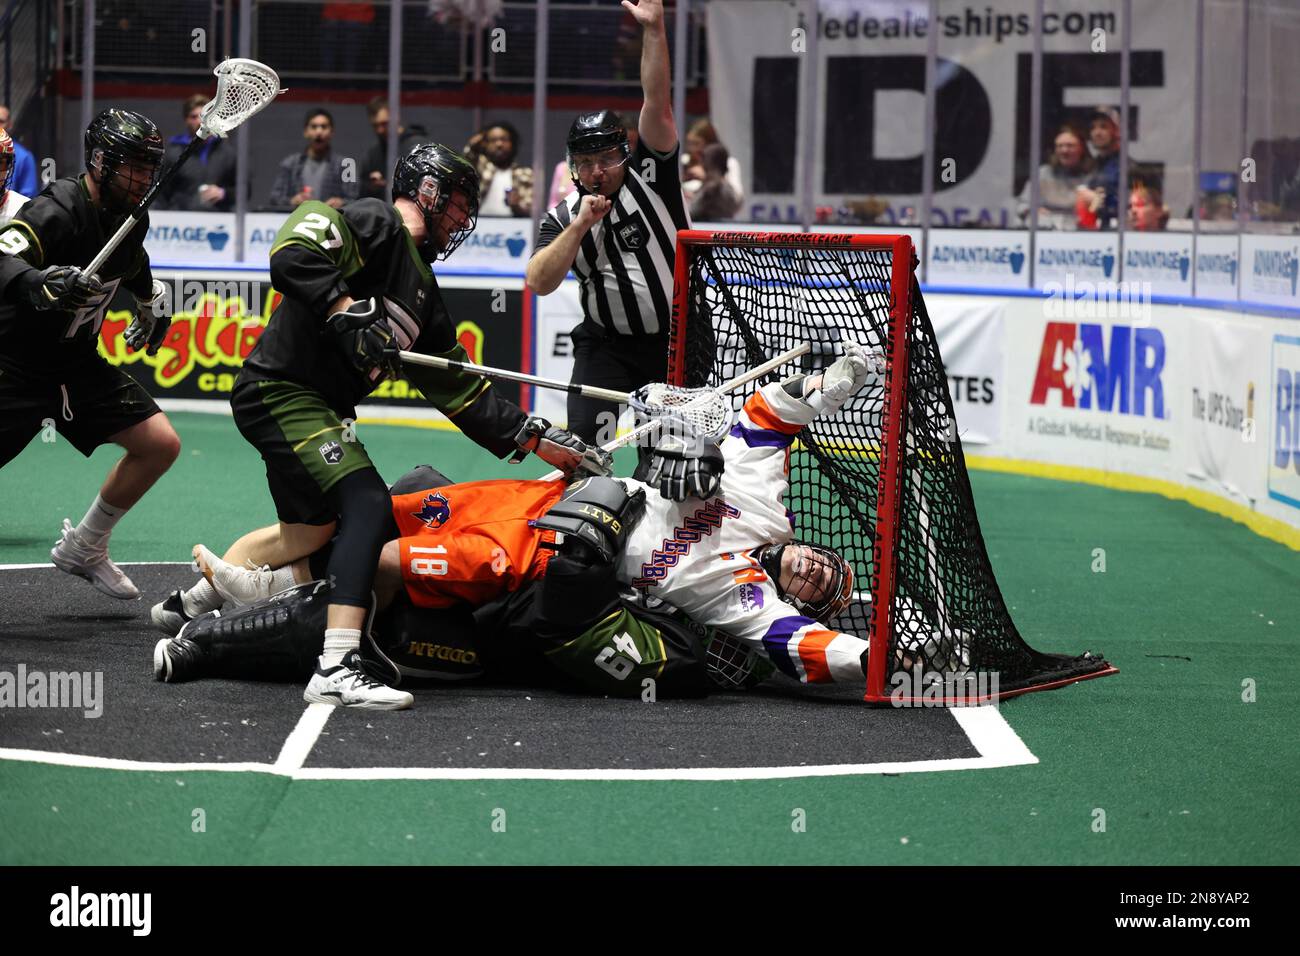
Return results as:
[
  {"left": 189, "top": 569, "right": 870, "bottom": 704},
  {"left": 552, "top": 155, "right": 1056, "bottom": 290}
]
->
[
  {"left": 0, "top": 104, "right": 39, "bottom": 197},
  {"left": 463, "top": 121, "right": 533, "bottom": 218},
  {"left": 689, "top": 144, "right": 741, "bottom": 221},
  {"left": 1127, "top": 181, "right": 1170, "bottom": 232},
  {"left": 682, "top": 119, "right": 744, "bottom": 209},
  {"left": 158, "top": 93, "right": 237, "bottom": 212},
  {"left": 548, "top": 113, "right": 638, "bottom": 210},
  {"left": 361, "top": 96, "right": 430, "bottom": 199},
  {"left": 320, "top": 3, "right": 376, "bottom": 76},
  {"left": 1078, "top": 106, "right": 1123, "bottom": 229},
  {"left": 268, "top": 108, "right": 358, "bottom": 211},
  {"left": 1016, "top": 123, "right": 1094, "bottom": 229}
]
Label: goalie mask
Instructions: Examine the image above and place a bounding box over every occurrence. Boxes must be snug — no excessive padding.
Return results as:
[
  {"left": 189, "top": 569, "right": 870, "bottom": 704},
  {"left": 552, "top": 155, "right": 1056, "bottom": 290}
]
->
[
  {"left": 84, "top": 108, "right": 164, "bottom": 214},
  {"left": 757, "top": 543, "right": 855, "bottom": 620},
  {"left": 392, "top": 142, "right": 480, "bottom": 262}
]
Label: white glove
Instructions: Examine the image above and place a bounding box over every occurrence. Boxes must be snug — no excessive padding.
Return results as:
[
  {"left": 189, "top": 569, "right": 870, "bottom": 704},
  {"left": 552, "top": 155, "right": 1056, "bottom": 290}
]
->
[
  {"left": 804, "top": 342, "right": 877, "bottom": 417},
  {"left": 124, "top": 279, "right": 171, "bottom": 355}
]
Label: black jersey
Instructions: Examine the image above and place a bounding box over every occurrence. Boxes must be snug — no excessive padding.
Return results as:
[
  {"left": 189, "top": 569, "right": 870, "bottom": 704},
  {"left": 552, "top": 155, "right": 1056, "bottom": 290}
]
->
[
  {"left": 0, "top": 176, "right": 153, "bottom": 378},
  {"left": 241, "top": 199, "right": 526, "bottom": 458}
]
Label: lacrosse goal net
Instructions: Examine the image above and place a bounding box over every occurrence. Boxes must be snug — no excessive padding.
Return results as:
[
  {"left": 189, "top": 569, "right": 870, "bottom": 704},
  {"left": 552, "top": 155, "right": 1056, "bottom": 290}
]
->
[{"left": 667, "top": 230, "right": 1116, "bottom": 704}]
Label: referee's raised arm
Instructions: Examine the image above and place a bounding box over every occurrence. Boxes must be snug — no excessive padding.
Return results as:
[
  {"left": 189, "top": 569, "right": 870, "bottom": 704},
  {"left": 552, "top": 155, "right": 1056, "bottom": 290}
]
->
[
  {"left": 527, "top": 0, "right": 688, "bottom": 445},
  {"left": 629, "top": 0, "right": 677, "bottom": 153}
]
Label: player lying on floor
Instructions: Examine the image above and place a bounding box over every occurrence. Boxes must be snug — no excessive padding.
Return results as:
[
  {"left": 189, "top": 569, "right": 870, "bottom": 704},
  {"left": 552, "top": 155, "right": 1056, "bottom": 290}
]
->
[
  {"left": 155, "top": 344, "right": 878, "bottom": 696},
  {"left": 154, "top": 464, "right": 770, "bottom": 699}
]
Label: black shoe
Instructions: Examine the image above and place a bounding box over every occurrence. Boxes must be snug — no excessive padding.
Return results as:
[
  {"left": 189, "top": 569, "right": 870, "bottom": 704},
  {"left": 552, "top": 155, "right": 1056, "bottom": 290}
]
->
[
  {"left": 150, "top": 589, "right": 193, "bottom": 636},
  {"left": 153, "top": 634, "right": 205, "bottom": 682}
]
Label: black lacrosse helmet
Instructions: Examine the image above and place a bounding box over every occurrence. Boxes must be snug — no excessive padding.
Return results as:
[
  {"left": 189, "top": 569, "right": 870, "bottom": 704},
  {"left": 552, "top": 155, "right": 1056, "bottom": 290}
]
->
[
  {"left": 391, "top": 142, "right": 480, "bottom": 262},
  {"left": 84, "top": 108, "right": 165, "bottom": 214},
  {"left": 757, "top": 543, "right": 855, "bottom": 620},
  {"left": 565, "top": 109, "right": 630, "bottom": 182}
]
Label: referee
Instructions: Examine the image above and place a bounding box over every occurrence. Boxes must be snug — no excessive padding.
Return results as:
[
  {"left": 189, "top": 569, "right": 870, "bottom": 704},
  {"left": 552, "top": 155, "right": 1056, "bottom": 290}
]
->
[{"left": 526, "top": 0, "right": 687, "bottom": 444}]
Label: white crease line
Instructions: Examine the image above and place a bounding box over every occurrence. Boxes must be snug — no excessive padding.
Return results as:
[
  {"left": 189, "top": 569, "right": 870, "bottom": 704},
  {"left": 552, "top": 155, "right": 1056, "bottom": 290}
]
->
[
  {"left": 273, "top": 704, "right": 333, "bottom": 773},
  {"left": 0, "top": 746, "right": 1033, "bottom": 781},
  {"left": 950, "top": 704, "right": 1038, "bottom": 768}
]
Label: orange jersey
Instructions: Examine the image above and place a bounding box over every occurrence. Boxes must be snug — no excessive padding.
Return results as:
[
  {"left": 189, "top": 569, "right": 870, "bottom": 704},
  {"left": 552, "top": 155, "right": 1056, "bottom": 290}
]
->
[{"left": 390, "top": 478, "right": 564, "bottom": 609}]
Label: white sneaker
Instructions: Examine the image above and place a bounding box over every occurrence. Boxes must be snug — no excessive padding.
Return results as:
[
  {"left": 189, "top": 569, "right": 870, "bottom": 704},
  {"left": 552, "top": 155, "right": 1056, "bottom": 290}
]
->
[
  {"left": 192, "top": 543, "right": 273, "bottom": 608},
  {"left": 303, "top": 651, "right": 413, "bottom": 710},
  {"left": 50, "top": 519, "right": 140, "bottom": 600}
]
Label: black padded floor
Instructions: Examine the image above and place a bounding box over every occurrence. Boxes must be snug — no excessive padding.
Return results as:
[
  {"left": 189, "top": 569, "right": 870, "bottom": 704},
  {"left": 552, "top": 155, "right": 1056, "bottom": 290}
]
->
[{"left": 0, "top": 565, "right": 978, "bottom": 771}]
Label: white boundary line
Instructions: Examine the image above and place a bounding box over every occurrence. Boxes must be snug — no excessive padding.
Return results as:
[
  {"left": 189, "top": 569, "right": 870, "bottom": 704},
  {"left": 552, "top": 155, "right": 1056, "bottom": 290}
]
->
[{"left": 0, "top": 705, "right": 1035, "bottom": 781}]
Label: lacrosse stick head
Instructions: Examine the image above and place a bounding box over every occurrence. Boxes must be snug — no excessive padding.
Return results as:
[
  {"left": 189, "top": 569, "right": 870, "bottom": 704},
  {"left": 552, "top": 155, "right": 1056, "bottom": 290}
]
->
[
  {"left": 198, "top": 58, "right": 284, "bottom": 139},
  {"left": 628, "top": 382, "right": 735, "bottom": 446}
]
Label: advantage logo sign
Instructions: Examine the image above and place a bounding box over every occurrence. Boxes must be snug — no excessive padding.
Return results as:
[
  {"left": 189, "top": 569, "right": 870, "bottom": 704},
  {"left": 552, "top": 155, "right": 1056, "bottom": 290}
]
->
[
  {"left": 926, "top": 229, "right": 1029, "bottom": 289},
  {"left": 1033, "top": 232, "right": 1120, "bottom": 289},
  {"left": 1242, "top": 236, "right": 1300, "bottom": 308},
  {"left": 1194, "top": 235, "right": 1240, "bottom": 299},
  {"left": 145, "top": 211, "right": 237, "bottom": 264},
  {"left": 1269, "top": 335, "right": 1300, "bottom": 510},
  {"left": 1122, "top": 232, "right": 1191, "bottom": 297}
]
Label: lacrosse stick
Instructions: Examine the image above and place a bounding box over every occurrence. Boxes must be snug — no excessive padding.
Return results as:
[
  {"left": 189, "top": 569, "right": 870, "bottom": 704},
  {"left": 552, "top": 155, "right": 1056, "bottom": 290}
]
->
[
  {"left": 536, "top": 342, "right": 811, "bottom": 481},
  {"left": 87, "top": 58, "right": 284, "bottom": 277}
]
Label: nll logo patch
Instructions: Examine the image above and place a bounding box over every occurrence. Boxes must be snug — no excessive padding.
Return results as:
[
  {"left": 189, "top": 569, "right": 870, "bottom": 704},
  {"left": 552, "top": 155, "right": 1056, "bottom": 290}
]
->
[
  {"left": 615, "top": 212, "right": 648, "bottom": 252},
  {"left": 319, "top": 440, "right": 345, "bottom": 465}
]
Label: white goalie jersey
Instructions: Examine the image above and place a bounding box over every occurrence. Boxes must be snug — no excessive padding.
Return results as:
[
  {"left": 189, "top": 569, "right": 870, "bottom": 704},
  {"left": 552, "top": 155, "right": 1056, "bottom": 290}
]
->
[{"left": 616, "top": 380, "right": 871, "bottom": 685}]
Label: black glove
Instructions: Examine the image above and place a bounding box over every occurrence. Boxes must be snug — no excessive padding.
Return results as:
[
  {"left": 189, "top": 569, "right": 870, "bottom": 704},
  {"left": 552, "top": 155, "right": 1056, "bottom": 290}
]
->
[
  {"left": 29, "top": 266, "right": 104, "bottom": 312},
  {"left": 328, "top": 297, "right": 401, "bottom": 382},
  {"left": 511, "top": 416, "right": 613, "bottom": 478},
  {"left": 124, "top": 279, "right": 171, "bottom": 355},
  {"left": 644, "top": 432, "right": 724, "bottom": 501}
]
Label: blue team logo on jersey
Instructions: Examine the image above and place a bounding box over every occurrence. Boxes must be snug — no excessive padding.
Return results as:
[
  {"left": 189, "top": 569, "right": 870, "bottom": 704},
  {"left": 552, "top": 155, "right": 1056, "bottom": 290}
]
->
[{"left": 412, "top": 492, "right": 451, "bottom": 529}]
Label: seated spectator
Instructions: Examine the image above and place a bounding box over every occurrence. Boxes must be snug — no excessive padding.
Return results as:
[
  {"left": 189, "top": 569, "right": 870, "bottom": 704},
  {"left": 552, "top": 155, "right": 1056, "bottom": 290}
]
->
[
  {"left": 689, "top": 143, "right": 741, "bottom": 221},
  {"left": 548, "top": 112, "right": 638, "bottom": 209},
  {"left": 463, "top": 120, "right": 533, "bottom": 217},
  {"left": 268, "top": 108, "right": 358, "bottom": 211},
  {"left": 1077, "top": 106, "right": 1123, "bottom": 229},
  {"left": 158, "top": 93, "right": 238, "bottom": 211},
  {"left": 1128, "top": 181, "right": 1170, "bottom": 232},
  {"left": 682, "top": 118, "right": 744, "bottom": 207},
  {"left": 0, "top": 103, "right": 39, "bottom": 197},
  {"left": 1017, "top": 123, "right": 1094, "bottom": 229},
  {"left": 361, "top": 96, "right": 431, "bottom": 199}
]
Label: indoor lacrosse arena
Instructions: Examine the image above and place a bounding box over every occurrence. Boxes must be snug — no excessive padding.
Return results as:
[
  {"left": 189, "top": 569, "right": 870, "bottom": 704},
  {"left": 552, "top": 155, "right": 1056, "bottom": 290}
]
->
[{"left": 0, "top": 0, "right": 1297, "bottom": 881}]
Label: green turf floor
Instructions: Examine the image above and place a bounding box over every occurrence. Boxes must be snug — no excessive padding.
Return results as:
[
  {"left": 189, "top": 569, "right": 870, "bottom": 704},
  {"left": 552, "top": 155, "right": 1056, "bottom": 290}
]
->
[{"left": 1, "top": 412, "right": 1297, "bottom": 864}]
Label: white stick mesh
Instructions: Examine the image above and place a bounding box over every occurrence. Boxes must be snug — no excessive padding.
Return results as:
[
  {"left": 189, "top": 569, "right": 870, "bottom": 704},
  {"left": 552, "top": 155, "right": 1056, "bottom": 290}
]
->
[{"left": 198, "top": 58, "right": 284, "bottom": 139}]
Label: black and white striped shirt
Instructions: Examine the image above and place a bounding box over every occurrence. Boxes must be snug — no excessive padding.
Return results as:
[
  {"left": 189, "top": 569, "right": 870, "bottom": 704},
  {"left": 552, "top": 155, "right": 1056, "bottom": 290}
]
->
[{"left": 535, "top": 140, "right": 690, "bottom": 337}]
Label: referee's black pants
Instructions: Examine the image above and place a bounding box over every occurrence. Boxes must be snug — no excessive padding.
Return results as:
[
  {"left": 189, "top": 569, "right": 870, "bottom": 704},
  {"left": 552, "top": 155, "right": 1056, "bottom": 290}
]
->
[{"left": 566, "top": 324, "right": 669, "bottom": 445}]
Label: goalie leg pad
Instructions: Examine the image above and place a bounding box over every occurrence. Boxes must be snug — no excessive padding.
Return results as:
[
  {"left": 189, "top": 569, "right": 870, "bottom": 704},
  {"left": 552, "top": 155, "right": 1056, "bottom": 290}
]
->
[
  {"left": 534, "top": 476, "right": 646, "bottom": 563},
  {"left": 175, "top": 580, "right": 346, "bottom": 681}
]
